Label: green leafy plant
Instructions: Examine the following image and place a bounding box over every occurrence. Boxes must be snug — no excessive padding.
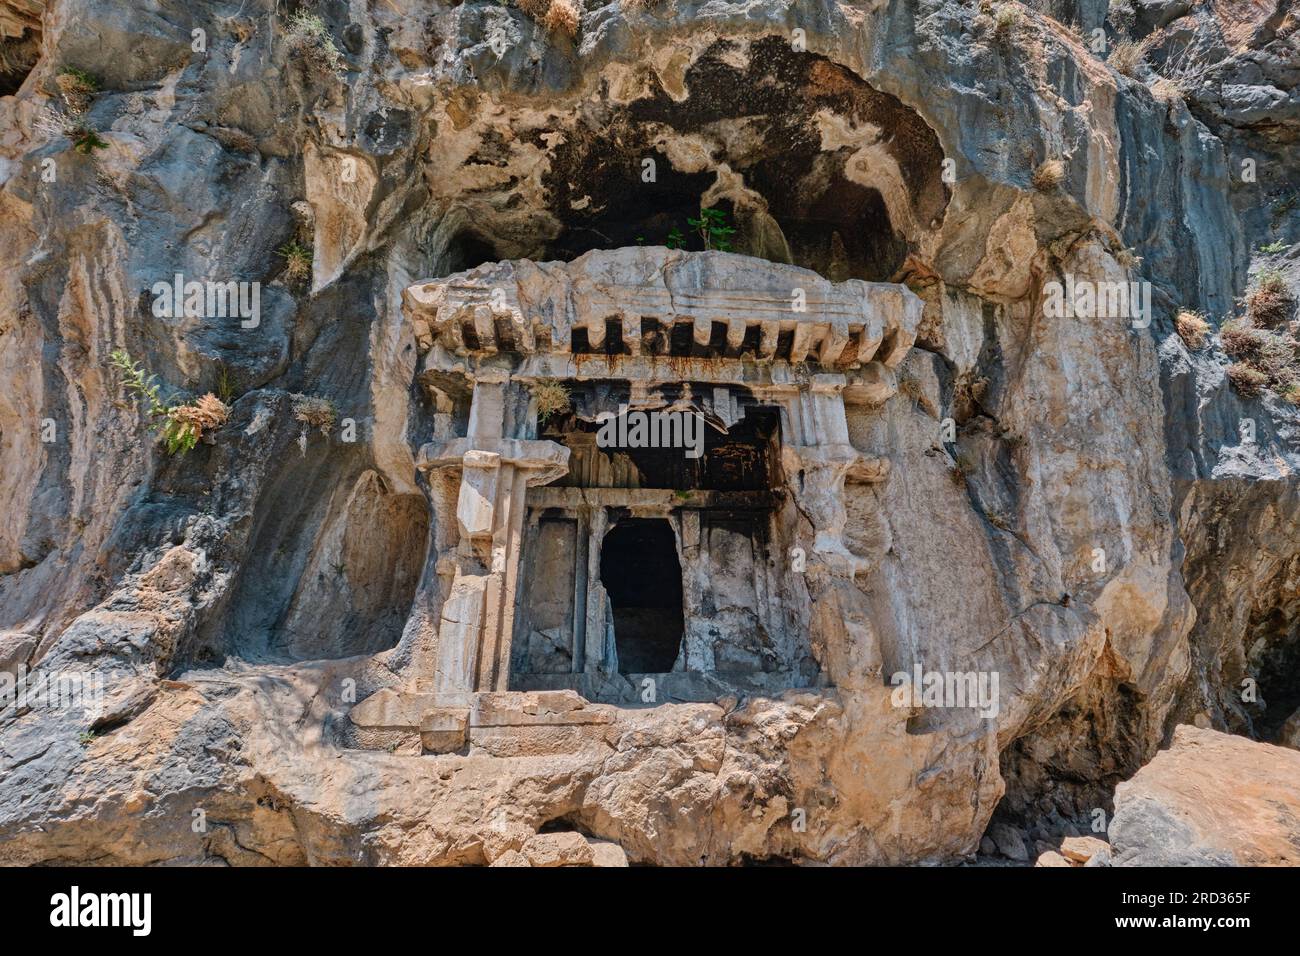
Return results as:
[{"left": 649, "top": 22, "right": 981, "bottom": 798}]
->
[
  {"left": 78, "top": 730, "right": 97, "bottom": 746},
  {"left": 69, "top": 124, "right": 108, "bottom": 155},
  {"left": 665, "top": 226, "right": 685, "bottom": 250},
  {"left": 55, "top": 66, "right": 99, "bottom": 113},
  {"left": 1259, "top": 240, "right": 1290, "bottom": 255},
  {"left": 687, "top": 207, "right": 737, "bottom": 252},
  {"left": 110, "top": 349, "right": 230, "bottom": 455},
  {"left": 215, "top": 362, "right": 237, "bottom": 405},
  {"left": 278, "top": 239, "right": 313, "bottom": 285}
]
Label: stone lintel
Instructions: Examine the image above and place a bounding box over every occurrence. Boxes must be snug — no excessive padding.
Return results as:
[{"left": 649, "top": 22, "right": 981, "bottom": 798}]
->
[
  {"left": 425, "top": 350, "right": 897, "bottom": 398},
  {"left": 527, "top": 487, "right": 781, "bottom": 512},
  {"left": 418, "top": 437, "right": 570, "bottom": 482}
]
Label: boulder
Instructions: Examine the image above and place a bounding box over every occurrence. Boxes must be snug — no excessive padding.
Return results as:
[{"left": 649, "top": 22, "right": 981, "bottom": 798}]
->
[{"left": 1111, "top": 726, "right": 1300, "bottom": 866}]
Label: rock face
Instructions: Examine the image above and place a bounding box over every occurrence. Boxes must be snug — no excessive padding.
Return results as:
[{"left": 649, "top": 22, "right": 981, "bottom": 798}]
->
[
  {"left": 0, "top": 0, "right": 1298, "bottom": 865},
  {"left": 1110, "top": 726, "right": 1300, "bottom": 866}
]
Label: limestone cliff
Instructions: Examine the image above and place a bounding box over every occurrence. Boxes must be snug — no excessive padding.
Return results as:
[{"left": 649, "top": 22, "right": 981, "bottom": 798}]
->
[{"left": 0, "top": 0, "right": 1297, "bottom": 866}]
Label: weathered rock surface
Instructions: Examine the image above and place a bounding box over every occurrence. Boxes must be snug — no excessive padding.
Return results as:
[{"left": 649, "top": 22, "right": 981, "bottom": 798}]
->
[
  {"left": 0, "top": 0, "right": 1297, "bottom": 866},
  {"left": 1110, "top": 726, "right": 1300, "bottom": 866}
]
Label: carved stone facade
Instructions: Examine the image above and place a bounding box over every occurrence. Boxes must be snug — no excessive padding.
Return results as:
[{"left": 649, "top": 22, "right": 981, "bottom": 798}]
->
[{"left": 351, "top": 246, "right": 921, "bottom": 751}]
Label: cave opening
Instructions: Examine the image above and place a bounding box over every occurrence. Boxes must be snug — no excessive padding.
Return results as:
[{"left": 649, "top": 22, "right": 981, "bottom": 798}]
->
[
  {"left": 443, "top": 228, "right": 502, "bottom": 274},
  {"left": 1253, "top": 627, "right": 1300, "bottom": 742},
  {"left": 600, "top": 517, "right": 684, "bottom": 674},
  {"left": 0, "top": 31, "right": 38, "bottom": 98},
  {"left": 432, "top": 36, "right": 948, "bottom": 282}
]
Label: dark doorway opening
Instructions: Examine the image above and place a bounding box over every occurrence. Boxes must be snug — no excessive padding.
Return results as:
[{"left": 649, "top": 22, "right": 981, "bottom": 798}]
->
[{"left": 600, "top": 518, "right": 684, "bottom": 673}]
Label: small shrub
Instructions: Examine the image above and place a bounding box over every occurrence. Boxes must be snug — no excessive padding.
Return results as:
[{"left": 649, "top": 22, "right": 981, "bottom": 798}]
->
[
  {"left": 687, "top": 207, "right": 737, "bottom": 252},
  {"left": 1175, "top": 310, "right": 1209, "bottom": 349},
  {"left": 1281, "top": 383, "right": 1300, "bottom": 406},
  {"left": 1115, "top": 246, "right": 1142, "bottom": 269},
  {"left": 949, "top": 453, "right": 975, "bottom": 486},
  {"left": 1248, "top": 285, "right": 1294, "bottom": 329},
  {"left": 0, "top": 32, "right": 40, "bottom": 79},
  {"left": 532, "top": 380, "right": 570, "bottom": 424},
  {"left": 278, "top": 239, "right": 313, "bottom": 285},
  {"left": 1032, "top": 158, "right": 1065, "bottom": 192},
  {"left": 1259, "top": 240, "right": 1290, "bottom": 256},
  {"left": 1108, "top": 39, "right": 1144, "bottom": 78},
  {"left": 69, "top": 124, "right": 109, "bottom": 155},
  {"left": 1107, "top": 0, "right": 1136, "bottom": 32},
  {"left": 1226, "top": 363, "right": 1268, "bottom": 398},
  {"left": 993, "top": 4, "right": 1021, "bottom": 40},
  {"left": 1256, "top": 269, "right": 1289, "bottom": 296},
  {"left": 110, "top": 349, "right": 230, "bottom": 455},
  {"left": 1271, "top": 195, "right": 1298, "bottom": 228},
  {"left": 167, "top": 394, "right": 232, "bottom": 453},
  {"left": 292, "top": 394, "right": 337, "bottom": 437},
  {"left": 665, "top": 226, "right": 685, "bottom": 250},
  {"left": 285, "top": 10, "right": 344, "bottom": 76},
  {"left": 78, "top": 730, "right": 97, "bottom": 746},
  {"left": 56, "top": 66, "right": 99, "bottom": 113},
  {"left": 515, "top": 0, "right": 550, "bottom": 18},
  {"left": 1219, "top": 318, "right": 1265, "bottom": 358},
  {"left": 1252, "top": 330, "right": 1299, "bottom": 382},
  {"left": 544, "top": 0, "right": 580, "bottom": 38}
]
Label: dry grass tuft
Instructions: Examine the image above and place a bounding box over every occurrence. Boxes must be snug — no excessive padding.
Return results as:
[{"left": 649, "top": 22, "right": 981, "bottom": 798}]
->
[
  {"left": 1175, "top": 310, "right": 1209, "bottom": 350},
  {"left": 170, "top": 394, "right": 231, "bottom": 440},
  {"left": 544, "top": 0, "right": 580, "bottom": 39},
  {"left": 533, "top": 380, "right": 571, "bottom": 424},
  {"left": 1032, "top": 158, "right": 1065, "bottom": 192},
  {"left": 1219, "top": 318, "right": 1264, "bottom": 358},
  {"left": 292, "top": 395, "right": 337, "bottom": 436},
  {"left": 285, "top": 10, "right": 344, "bottom": 76},
  {"left": 1108, "top": 39, "right": 1145, "bottom": 78},
  {"left": 1226, "top": 363, "right": 1268, "bottom": 398}
]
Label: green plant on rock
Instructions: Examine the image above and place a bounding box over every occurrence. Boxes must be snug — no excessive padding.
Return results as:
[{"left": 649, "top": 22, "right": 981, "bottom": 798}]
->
[
  {"left": 687, "top": 207, "right": 736, "bottom": 252},
  {"left": 69, "top": 124, "right": 108, "bottom": 155},
  {"left": 110, "top": 349, "right": 230, "bottom": 455},
  {"left": 278, "top": 239, "right": 313, "bottom": 285},
  {"left": 1259, "top": 240, "right": 1289, "bottom": 256},
  {"left": 665, "top": 226, "right": 685, "bottom": 250},
  {"left": 215, "top": 361, "right": 237, "bottom": 405},
  {"left": 56, "top": 66, "right": 99, "bottom": 113}
]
